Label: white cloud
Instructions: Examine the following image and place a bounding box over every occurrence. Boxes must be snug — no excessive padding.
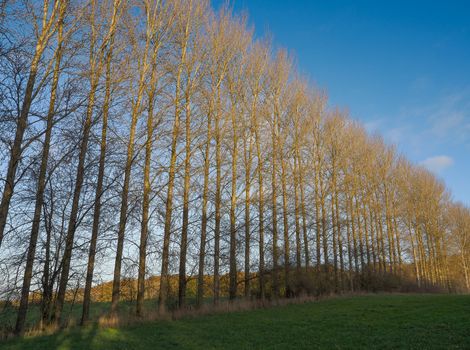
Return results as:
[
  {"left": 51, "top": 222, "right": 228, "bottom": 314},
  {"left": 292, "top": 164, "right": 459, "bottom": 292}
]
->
[
  {"left": 414, "top": 89, "right": 470, "bottom": 146},
  {"left": 364, "top": 119, "right": 383, "bottom": 134},
  {"left": 419, "top": 155, "right": 454, "bottom": 173},
  {"left": 379, "top": 88, "right": 470, "bottom": 157},
  {"left": 385, "top": 126, "right": 409, "bottom": 145}
]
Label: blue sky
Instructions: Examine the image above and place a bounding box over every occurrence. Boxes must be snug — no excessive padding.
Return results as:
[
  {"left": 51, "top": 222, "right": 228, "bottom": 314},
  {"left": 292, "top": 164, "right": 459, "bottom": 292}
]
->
[{"left": 212, "top": 0, "right": 470, "bottom": 205}]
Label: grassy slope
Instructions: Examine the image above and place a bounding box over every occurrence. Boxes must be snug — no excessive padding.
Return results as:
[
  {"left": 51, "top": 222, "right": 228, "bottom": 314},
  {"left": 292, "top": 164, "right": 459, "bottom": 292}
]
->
[{"left": 2, "top": 294, "right": 470, "bottom": 349}]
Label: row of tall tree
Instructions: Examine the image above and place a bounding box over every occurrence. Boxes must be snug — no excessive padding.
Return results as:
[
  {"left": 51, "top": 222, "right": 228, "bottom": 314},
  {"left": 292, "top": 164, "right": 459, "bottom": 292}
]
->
[{"left": 0, "top": 0, "right": 469, "bottom": 336}]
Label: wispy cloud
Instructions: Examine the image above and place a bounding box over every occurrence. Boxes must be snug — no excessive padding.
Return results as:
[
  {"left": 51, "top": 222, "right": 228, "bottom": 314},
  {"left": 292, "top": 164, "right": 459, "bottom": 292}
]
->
[
  {"left": 419, "top": 155, "right": 454, "bottom": 173},
  {"left": 364, "top": 119, "right": 383, "bottom": 134},
  {"left": 426, "top": 91, "right": 470, "bottom": 145},
  {"left": 364, "top": 88, "right": 470, "bottom": 157}
]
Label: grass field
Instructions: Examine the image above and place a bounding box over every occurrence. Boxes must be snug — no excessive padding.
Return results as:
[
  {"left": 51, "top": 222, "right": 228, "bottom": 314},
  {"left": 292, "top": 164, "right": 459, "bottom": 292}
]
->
[{"left": 1, "top": 294, "right": 469, "bottom": 349}]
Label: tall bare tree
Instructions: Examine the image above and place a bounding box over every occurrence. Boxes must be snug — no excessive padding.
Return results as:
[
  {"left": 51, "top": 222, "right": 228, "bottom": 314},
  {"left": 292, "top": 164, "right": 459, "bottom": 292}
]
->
[
  {"left": 54, "top": 0, "right": 122, "bottom": 323},
  {"left": 14, "top": 0, "right": 67, "bottom": 334},
  {"left": 0, "top": 0, "right": 61, "bottom": 247}
]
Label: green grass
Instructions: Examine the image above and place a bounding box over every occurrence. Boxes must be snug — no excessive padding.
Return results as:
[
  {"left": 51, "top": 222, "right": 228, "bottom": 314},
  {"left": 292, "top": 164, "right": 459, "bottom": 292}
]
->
[
  {"left": 0, "top": 296, "right": 220, "bottom": 330},
  {"left": 0, "top": 298, "right": 160, "bottom": 331},
  {"left": 2, "top": 294, "right": 470, "bottom": 349}
]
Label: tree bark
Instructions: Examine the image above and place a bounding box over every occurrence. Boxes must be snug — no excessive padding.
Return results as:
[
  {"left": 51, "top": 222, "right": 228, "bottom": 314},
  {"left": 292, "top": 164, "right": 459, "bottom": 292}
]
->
[
  {"left": 0, "top": 0, "right": 60, "bottom": 247},
  {"left": 81, "top": 24, "right": 115, "bottom": 325},
  {"left": 15, "top": 3, "right": 65, "bottom": 334}
]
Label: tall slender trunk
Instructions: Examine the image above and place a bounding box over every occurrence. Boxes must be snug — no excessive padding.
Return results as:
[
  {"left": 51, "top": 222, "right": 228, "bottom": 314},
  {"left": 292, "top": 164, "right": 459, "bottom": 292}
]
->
[
  {"left": 392, "top": 202, "right": 402, "bottom": 275},
  {"left": 349, "top": 194, "right": 359, "bottom": 276},
  {"left": 408, "top": 221, "right": 420, "bottom": 286},
  {"left": 279, "top": 142, "right": 290, "bottom": 296},
  {"left": 361, "top": 193, "right": 371, "bottom": 271},
  {"left": 461, "top": 251, "right": 470, "bottom": 291},
  {"left": 372, "top": 204, "right": 382, "bottom": 274},
  {"left": 159, "top": 48, "right": 184, "bottom": 312},
  {"left": 55, "top": 86, "right": 95, "bottom": 322},
  {"left": 40, "top": 202, "right": 53, "bottom": 324},
  {"left": 243, "top": 136, "right": 252, "bottom": 299},
  {"left": 179, "top": 72, "right": 193, "bottom": 308},
  {"left": 175, "top": 7, "right": 192, "bottom": 309},
  {"left": 15, "top": 6, "right": 65, "bottom": 333},
  {"left": 353, "top": 187, "right": 365, "bottom": 274},
  {"left": 254, "top": 124, "right": 265, "bottom": 299},
  {"left": 53, "top": 9, "right": 115, "bottom": 316},
  {"left": 196, "top": 107, "right": 212, "bottom": 307},
  {"left": 320, "top": 173, "right": 329, "bottom": 272},
  {"left": 298, "top": 153, "right": 309, "bottom": 270},
  {"left": 0, "top": 0, "right": 60, "bottom": 247},
  {"left": 110, "top": 0, "right": 148, "bottom": 313},
  {"left": 137, "top": 64, "right": 157, "bottom": 316},
  {"left": 271, "top": 106, "right": 279, "bottom": 298},
  {"left": 81, "top": 30, "right": 115, "bottom": 325},
  {"left": 334, "top": 174, "right": 344, "bottom": 290},
  {"left": 248, "top": 91, "right": 261, "bottom": 299},
  {"left": 331, "top": 181, "right": 338, "bottom": 291},
  {"left": 374, "top": 194, "right": 387, "bottom": 274},
  {"left": 293, "top": 154, "right": 302, "bottom": 272},
  {"left": 345, "top": 196, "right": 354, "bottom": 291},
  {"left": 111, "top": 74, "right": 142, "bottom": 313},
  {"left": 213, "top": 91, "right": 222, "bottom": 305},
  {"left": 229, "top": 105, "right": 239, "bottom": 300},
  {"left": 314, "top": 157, "right": 322, "bottom": 272},
  {"left": 368, "top": 202, "right": 378, "bottom": 273}
]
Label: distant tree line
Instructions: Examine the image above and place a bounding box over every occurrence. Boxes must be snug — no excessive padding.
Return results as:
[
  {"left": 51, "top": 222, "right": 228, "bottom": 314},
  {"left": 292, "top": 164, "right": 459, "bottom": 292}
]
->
[{"left": 0, "top": 0, "right": 469, "bottom": 336}]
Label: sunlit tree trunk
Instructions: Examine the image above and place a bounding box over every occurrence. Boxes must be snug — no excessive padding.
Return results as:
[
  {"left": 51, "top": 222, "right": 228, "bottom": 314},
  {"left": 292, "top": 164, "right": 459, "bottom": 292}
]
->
[
  {"left": 331, "top": 179, "right": 339, "bottom": 291},
  {"left": 298, "top": 154, "right": 310, "bottom": 270},
  {"left": 213, "top": 87, "right": 222, "bottom": 304},
  {"left": 111, "top": 0, "right": 151, "bottom": 313},
  {"left": 178, "top": 6, "right": 201, "bottom": 304},
  {"left": 229, "top": 99, "right": 239, "bottom": 301},
  {"left": 159, "top": 0, "right": 189, "bottom": 311},
  {"left": 334, "top": 173, "right": 344, "bottom": 290},
  {"left": 293, "top": 154, "right": 302, "bottom": 273},
  {"left": 271, "top": 102, "right": 280, "bottom": 298},
  {"left": 15, "top": 2, "right": 66, "bottom": 334},
  {"left": 279, "top": 130, "right": 291, "bottom": 296},
  {"left": 137, "top": 44, "right": 159, "bottom": 315},
  {"left": 196, "top": 104, "right": 212, "bottom": 307},
  {"left": 243, "top": 135, "right": 253, "bottom": 299},
  {"left": 0, "top": 0, "right": 60, "bottom": 247},
  {"left": 345, "top": 195, "right": 355, "bottom": 291},
  {"left": 254, "top": 113, "right": 265, "bottom": 299},
  {"left": 160, "top": 45, "right": 184, "bottom": 313},
  {"left": 57, "top": 0, "right": 120, "bottom": 322},
  {"left": 313, "top": 152, "right": 322, "bottom": 273},
  {"left": 82, "top": 19, "right": 116, "bottom": 325}
]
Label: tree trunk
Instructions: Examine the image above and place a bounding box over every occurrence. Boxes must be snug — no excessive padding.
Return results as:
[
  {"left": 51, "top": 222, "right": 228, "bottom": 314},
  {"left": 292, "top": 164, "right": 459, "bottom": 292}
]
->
[
  {"left": 137, "top": 66, "right": 157, "bottom": 316},
  {"left": 179, "top": 74, "right": 193, "bottom": 309},
  {"left": 81, "top": 29, "right": 115, "bottom": 325},
  {"left": 213, "top": 92, "right": 222, "bottom": 305},
  {"left": 159, "top": 64, "right": 183, "bottom": 313},
  {"left": 279, "top": 142, "right": 290, "bottom": 297},
  {"left": 243, "top": 136, "right": 252, "bottom": 299},
  {"left": 15, "top": 6, "right": 65, "bottom": 333},
  {"left": 298, "top": 153, "right": 309, "bottom": 270},
  {"left": 293, "top": 153, "right": 302, "bottom": 272},
  {"left": 271, "top": 107, "right": 279, "bottom": 298},
  {"left": 254, "top": 124, "right": 265, "bottom": 299},
  {"left": 0, "top": 0, "right": 60, "bottom": 247},
  {"left": 229, "top": 105, "right": 239, "bottom": 300},
  {"left": 110, "top": 0, "right": 148, "bottom": 312},
  {"left": 196, "top": 106, "right": 212, "bottom": 307}
]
